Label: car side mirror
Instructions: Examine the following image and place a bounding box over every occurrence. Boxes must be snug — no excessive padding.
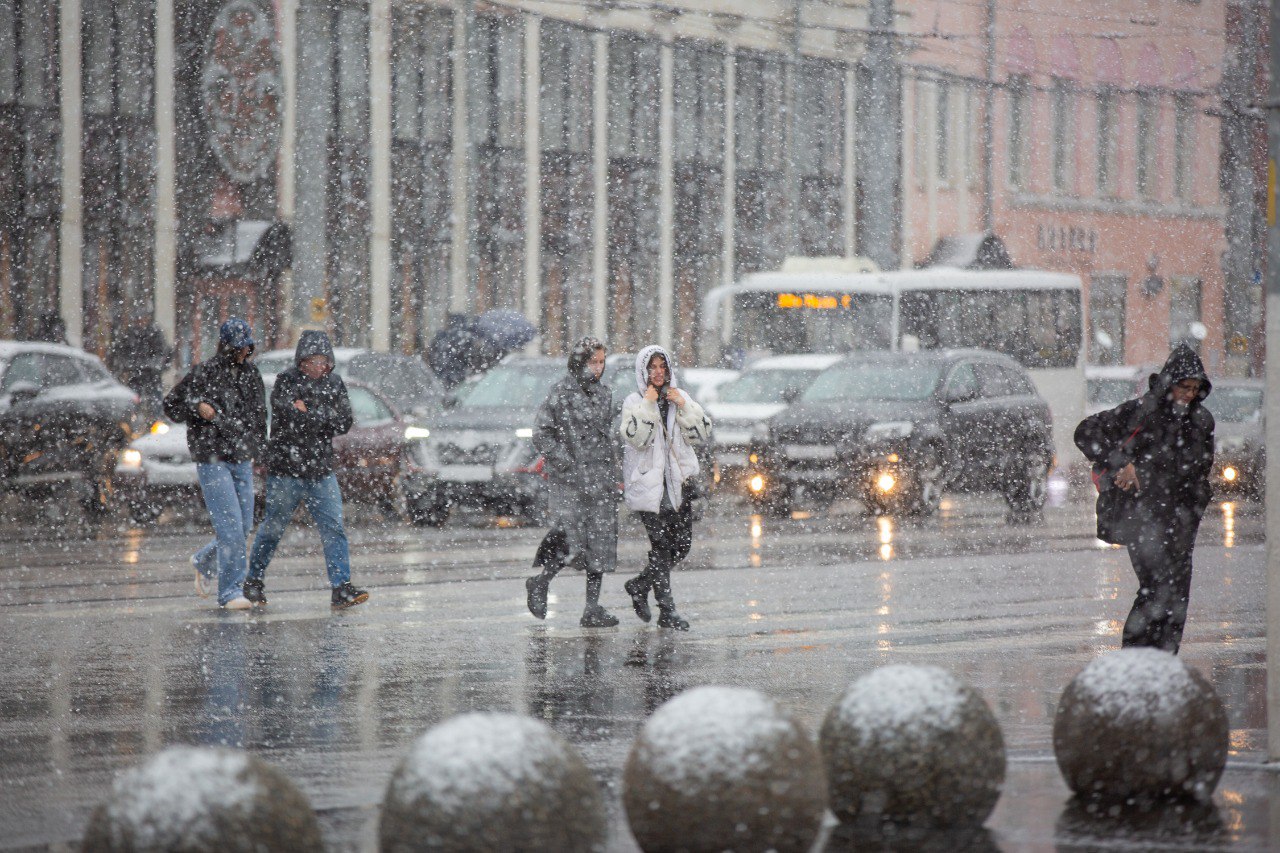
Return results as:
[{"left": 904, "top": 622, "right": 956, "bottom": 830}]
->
[
  {"left": 782, "top": 387, "right": 801, "bottom": 405},
  {"left": 7, "top": 382, "right": 41, "bottom": 405},
  {"left": 943, "top": 386, "right": 976, "bottom": 405}
]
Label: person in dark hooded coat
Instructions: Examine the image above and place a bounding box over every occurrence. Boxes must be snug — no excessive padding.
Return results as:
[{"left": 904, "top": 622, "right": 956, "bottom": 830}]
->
[
  {"left": 525, "top": 336, "right": 621, "bottom": 627},
  {"left": 245, "top": 330, "right": 369, "bottom": 609},
  {"left": 1074, "top": 344, "right": 1214, "bottom": 653}
]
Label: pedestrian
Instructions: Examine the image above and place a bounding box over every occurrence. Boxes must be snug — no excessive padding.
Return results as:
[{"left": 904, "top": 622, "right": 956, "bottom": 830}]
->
[
  {"left": 163, "top": 318, "right": 266, "bottom": 610},
  {"left": 245, "top": 330, "right": 369, "bottom": 609},
  {"left": 619, "top": 345, "right": 712, "bottom": 631},
  {"left": 1074, "top": 343, "right": 1215, "bottom": 654},
  {"left": 525, "top": 337, "right": 621, "bottom": 627},
  {"left": 108, "top": 313, "right": 171, "bottom": 416},
  {"left": 31, "top": 311, "right": 68, "bottom": 344}
]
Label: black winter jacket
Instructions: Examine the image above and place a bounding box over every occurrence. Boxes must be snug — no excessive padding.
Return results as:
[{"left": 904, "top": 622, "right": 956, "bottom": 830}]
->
[
  {"left": 266, "top": 331, "right": 354, "bottom": 479},
  {"left": 533, "top": 371, "right": 619, "bottom": 495},
  {"left": 1074, "top": 345, "right": 1215, "bottom": 537},
  {"left": 163, "top": 351, "right": 267, "bottom": 463}
]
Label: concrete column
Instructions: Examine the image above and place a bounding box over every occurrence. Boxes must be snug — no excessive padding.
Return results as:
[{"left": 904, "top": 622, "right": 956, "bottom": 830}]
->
[
  {"left": 449, "top": 4, "right": 473, "bottom": 313},
  {"left": 657, "top": 41, "right": 674, "bottom": 349},
  {"left": 153, "top": 0, "right": 176, "bottom": 343},
  {"left": 294, "top": 1, "right": 330, "bottom": 328},
  {"left": 925, "top": 80, "right": 938, "bottom": 251},
  {"left": 843, "top": 66, "right": 856, "bottom": 258},
  {"left": 898, "top": 75, "right": 913, "bottom": 269},
  {"left": 721, "top": 49, "right": 736, "bottom": 285},
  {"left": 59, "top": 0, "right": 83, "bottom": 346},
  {"left": 277, "top": 0, "right": 297, "bottom": 344},
  {"left": 368, "top": 0, "right": 391, "bottom": 349},
  {"left": 523, "top": 15, "right": 541, "bottom": 337},
  {"left": 591, "top": 31, "right": 608, "bottom": 340}
]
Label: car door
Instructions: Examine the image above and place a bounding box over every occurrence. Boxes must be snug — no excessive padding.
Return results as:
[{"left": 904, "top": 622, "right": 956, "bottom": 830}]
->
[
  {"left": 0, "top": 353, "right": 45, "bottom": 477},
  {"left": 333, "top": 386, "right": 401, "bottom": 501},
  {"left": 971, "top": 360, "right": 1017, "bottom": 484},
  {"left": 33, "top": 354, "right": 97, "bottom": 475},
  {"left": 938, "top": 361, "right": 984, "bottom": 488}
]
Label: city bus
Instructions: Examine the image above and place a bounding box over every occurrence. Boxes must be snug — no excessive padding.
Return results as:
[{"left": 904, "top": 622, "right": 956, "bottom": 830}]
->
[{"left": 701, "top": 259, "right": 1085, "bottom": 472}]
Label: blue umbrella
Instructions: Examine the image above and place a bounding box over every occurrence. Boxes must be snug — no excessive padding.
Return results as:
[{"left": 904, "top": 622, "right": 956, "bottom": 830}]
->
[{"left": 474, "top": 309, "right": 537, "bottom": 351}]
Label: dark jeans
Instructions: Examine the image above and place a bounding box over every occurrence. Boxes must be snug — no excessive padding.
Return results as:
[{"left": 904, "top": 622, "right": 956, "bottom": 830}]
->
[
  {"left": 634, "top": 503, "right": 695, "bottom": 610},
  {"left": 248, "top": 474, "right": 351, "bottom": 588},
  {"left": 1122, "top": 514, "right": 1197, "bottom": 654}
]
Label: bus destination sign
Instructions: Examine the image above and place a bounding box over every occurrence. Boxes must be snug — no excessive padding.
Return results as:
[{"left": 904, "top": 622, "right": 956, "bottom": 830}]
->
[{"left": 777, "top": 293, "right": 854, "bottom": 310}]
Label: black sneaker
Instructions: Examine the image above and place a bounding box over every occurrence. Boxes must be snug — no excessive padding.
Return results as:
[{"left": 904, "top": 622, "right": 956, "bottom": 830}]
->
[
  {"left": 657, "top": 609, "right": 690, "bottom": 631},
  {"left": 243, "top": 578, "right": 267, "bottom": 606},
  {"left": 526, "top": 575, "right": 549, "bottom": 620},
  {"left": 624, "top": 577, "right": 652, "bottom": 623},
  {"left": 331, "top": 582, "right": 369, "bottom": 609},
  {"left": 580, "top": 605, "right": 619, "bottom": 628}
]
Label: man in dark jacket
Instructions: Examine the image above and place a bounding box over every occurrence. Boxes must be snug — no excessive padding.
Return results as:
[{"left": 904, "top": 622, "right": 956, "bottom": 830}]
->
[
  {"left": 163, "top": 318, "right": 267, "bottom": 609},
  {"left": 245, "top": 331, "right": 369, "bottom": 608},
  {"left": 525, "top": 336, "right": 621, "bottom": 627},
  {"left": 1074, "top": 344, "right": 1214, "bottom": 653},
  {"left": 108, "top": 315, "right": 171, "bottom": 414}
]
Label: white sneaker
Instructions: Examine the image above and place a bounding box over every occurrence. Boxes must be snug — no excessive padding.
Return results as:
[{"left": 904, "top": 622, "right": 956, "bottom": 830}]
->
[
  {"left": 222, "top": 596, "right": 253, "bottom": 611},
  {"left": 193, "top": 566, "right": 212, "bottom": 599}
]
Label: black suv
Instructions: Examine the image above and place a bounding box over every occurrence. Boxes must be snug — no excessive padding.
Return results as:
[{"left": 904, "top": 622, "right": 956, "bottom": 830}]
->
[
  {"left": 0, "top": 341, "right": 140, "bottom": 513},
  {"left": 747, "top": 349, "right": 1054, "bottom": 517}
]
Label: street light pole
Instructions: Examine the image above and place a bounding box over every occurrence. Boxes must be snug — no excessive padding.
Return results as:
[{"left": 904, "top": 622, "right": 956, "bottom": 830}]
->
[{"left": 1265, "top": 0, "right": 1280, "bottom": 764}]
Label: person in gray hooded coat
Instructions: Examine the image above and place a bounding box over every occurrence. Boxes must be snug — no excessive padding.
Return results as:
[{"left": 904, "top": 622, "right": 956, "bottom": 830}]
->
[{"left": 525, "top": 337, "right": 621, "bottom": 627}]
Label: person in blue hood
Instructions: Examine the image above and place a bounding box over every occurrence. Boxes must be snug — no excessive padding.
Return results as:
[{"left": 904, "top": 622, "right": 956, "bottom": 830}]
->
[
  {"left": 1074, "top": 343, "right": 1214, "bottom": 653},
  {"left": 244, "top": 330, "right": 369, "bottom": 609}
]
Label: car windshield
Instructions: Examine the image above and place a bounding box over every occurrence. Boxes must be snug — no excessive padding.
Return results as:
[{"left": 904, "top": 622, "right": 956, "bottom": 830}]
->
[
  {"left": 1087, "top": 377, "right": 1138, "bottom": 409},
  {"left": 1204, "top": 387, "right": 1263, "bottom": 423},
  {"left": 717, "top": 369, "right": 818, "bottom": 405},
  {"left": 802, "top": 363, "right": 941, "bottom": 403},
  {"left": 456, "top": 364, "right": 563, "bottom": 408}
]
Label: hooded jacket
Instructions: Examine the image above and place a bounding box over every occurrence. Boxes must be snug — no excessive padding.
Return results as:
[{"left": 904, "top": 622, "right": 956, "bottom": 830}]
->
[
  {"left": 163, "top": 349, "right": 267, "bottom": 463},
  {"left": 620, "top": 345, "right": 712, "bottom": 513},
  {"left": 1074, "top": 344, "right": 1215, "bottom": 541},
  {"left": 266, "top": 331, "right": 354, "bottom": 479},
  {"left": 532, "top": 345, "right": 619, "bottom": 495}
]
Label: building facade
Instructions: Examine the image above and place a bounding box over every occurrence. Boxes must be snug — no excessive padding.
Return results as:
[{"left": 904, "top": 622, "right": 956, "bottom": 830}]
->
[{"left": 0, "top": 0, "right": 1251, "bottom": 374}]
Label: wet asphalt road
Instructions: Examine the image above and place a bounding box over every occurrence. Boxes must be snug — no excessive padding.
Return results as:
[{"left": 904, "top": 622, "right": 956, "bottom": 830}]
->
[{"left": 0, "top": 486, "right": 1275, "bottom": 851}]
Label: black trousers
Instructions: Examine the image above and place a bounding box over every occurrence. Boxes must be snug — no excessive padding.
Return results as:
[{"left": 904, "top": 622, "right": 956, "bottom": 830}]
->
[
  {"left": 1122, "top": 511, "right": 1198, "bottom": 654},
  {"left": 635, "top": 502, "right": 694, "bottom": 609}
]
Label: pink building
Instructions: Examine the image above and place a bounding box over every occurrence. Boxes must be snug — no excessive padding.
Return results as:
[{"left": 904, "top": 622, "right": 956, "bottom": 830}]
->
[{"left": 899, "top": 0, "right": 1230, "bottom": 372}]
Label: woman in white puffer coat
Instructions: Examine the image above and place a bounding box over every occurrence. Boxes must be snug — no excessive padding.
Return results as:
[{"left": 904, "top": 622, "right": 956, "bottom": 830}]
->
[{"left": 619, "top": 345, "right": 712, "bottom": 630}]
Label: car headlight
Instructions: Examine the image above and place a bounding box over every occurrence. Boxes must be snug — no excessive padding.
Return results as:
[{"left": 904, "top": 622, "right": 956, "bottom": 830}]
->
[
  {"left": 119, "top": 448, "right": 143, "bottom": 469},
  {"left": 751, "top": 421, "right": 771, "bottom": 442},
  {"left": 865, "top": 421, "right": 914, "bottom": 441},
  {"left": 149, "top": 421, "right": 170, "bottom": 436},
  {"left": 405, "top": 426, "right": 431, "bottom": 440},
  {"left": 515, "top": 427, "right": 533, "bottom": 439}
]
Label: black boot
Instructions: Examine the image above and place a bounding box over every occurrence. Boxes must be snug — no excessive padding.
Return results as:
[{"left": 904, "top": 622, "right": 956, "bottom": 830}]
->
[
  {"left": 242, "top": 578, "right": 267, "bottom": 606},
  {"left": 526, "top": 574, "right": 550, "bottom": 620},
  {"left": 652, "top": 569, "right": 689, "bottom": 631},
  {"left": 580, "top": 604, "right": 619, "bottom": 628},
  {"left": 624, "top": 576, "right": 652, "bottom": 623}
]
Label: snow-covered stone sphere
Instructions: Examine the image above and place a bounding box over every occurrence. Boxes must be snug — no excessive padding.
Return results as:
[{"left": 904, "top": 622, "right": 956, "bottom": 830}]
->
[
  {"left": 379, "top": 712, "right": 605, "bottom": 853},
  {"left": 81, "top": 746, "right": 321, "bottom": 852},
  {"left": 820, "top": 665, "right": 1005, "bottom": 828},
  {"left": 1054, "top": 648, "right": 1228, "bottom": 803},
  {"left": 622, "top": 686, "right": 826, "bottom": 853}
]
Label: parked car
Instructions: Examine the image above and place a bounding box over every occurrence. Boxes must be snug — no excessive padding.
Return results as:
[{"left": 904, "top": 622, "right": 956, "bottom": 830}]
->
[
  {"left": 401, "top": 356, "right": 565, "bottom": 525},
  {"left": 116, "top": 378, "right": 413, "bottom": 523},
  {"left": 254, "top": 347, "right": 445, "bottom": 419},
  {"left": 747, "top": 349, "right": 1054, "bottom": 518},
  {"left": 706, "top": 354, "right": 842, "bottom": 492},
  {"left": 1202, "top": 378, "right": 1264, "bottom": 497},
  {"left": 1085, "top": 364, "right": 1144, "bottom": 417},
  {"left": 0, "top": 341, "right": 139, "bottom": 514},
  {"left": 680, "top": 367, "right": 740, "bottom": 404}
]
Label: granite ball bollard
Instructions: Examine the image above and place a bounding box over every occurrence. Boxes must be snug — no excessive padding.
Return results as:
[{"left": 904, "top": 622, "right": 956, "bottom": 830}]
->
[
  {"left": 819, "top": 665, "right": 1006, "bottom": 829},
  {"left": 379, "top": 712, "right": 606, "bottom": 853},
  {"left": 622, "top": 686, "right": 827, "bottom": 853},
  {"left": 81, "top": 746, "right": 322, "bottom": 853},
  {"left": 1054, "top": 648, "right": 1228, "bottom": 804}
]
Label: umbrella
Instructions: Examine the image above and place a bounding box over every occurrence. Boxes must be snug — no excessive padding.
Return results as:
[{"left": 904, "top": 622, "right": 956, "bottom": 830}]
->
[
  {"left": 474, "top": 309, "right": 537, "bottom": 351},
  {"left": 428, "top": 315, "right": 482, "bottom": 388}
]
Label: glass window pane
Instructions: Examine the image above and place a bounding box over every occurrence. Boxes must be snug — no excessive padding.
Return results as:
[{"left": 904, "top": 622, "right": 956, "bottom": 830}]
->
[
  {"left": 338, "top": 7, "right": 369, "bottom": 139},
  {"left": 84, "top": 0, "right": 113, "bottom": 115},
  {"left": 0, "top": 3, "right": 18, "bottom": 104},
  {"left": 422, "top": 14, "right": 451, "bottom": 144},
  {"left": 494, "top": 21, "right": 523, "bottom": 149},
  {"left": 392, "top": 15, "right": 421, "bottom": 141},
  {"left": 19, "top": 0, "right": 50, "bottom": 107}
]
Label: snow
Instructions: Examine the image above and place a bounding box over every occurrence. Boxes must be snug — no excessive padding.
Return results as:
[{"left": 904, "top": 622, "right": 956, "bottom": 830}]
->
[
  {"left": 1072, "top": 648, "right": 1200, "bottom": 723},
  {"left": 393, "top": 713, "right": 567, "bottom": 812},
  {"left": 104, "top": 747, "right": 256, "bottom": 848},
  {"left": 637, "top": 686, "right": 796, "bottom": 798},
  {"left": 833, "top": 665, "right": 966, "bottom": 746}
]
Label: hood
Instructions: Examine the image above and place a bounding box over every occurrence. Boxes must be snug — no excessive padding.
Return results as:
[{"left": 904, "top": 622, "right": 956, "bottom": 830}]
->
[
  {"left": 1148, "top": 343, "right": 1211, "bottom": 402},
  {"left": 635, "top": 344, "right": 678, "bottom": 392},
  {"left": 295, "top": 330, "right": 335, "bottom": 368}
]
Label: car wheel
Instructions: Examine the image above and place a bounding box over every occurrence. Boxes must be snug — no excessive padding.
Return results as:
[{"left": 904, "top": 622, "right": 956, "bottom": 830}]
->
[
  {"left": 127, "top": 498, "right": 163, "bottom": 525},
  {"left": 907, "top": 457, "right": 944, "bottom": 517},
  {"left": 82, "top": 474, "right": 113, "bottom": 519},
  {"left": 752, "top": 487, "right": 791, "bottom": 518},
  {"left": 1003, "top": 454, "right": 1049, "bottom": 515},
  {"left": 408, "top": 494, "right": 450, "bottom": 527}
]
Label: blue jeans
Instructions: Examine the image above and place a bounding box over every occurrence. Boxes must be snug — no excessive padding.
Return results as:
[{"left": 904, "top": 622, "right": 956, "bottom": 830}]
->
[
  {"left": 248, "top": 473, "right": 351, "bottom": 588},
  {"left": 194, "top": 461, "right": 255, "bottom": 605}
]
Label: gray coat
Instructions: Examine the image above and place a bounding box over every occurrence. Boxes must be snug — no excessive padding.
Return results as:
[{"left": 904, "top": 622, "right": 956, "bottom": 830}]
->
[{"left": 533, "top": 373, "right": 619, "bottom": 573}]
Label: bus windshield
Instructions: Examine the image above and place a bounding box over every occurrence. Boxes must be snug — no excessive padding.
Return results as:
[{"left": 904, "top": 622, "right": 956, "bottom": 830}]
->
[
  {"left": 731, "top": 291, "right": 894, "bottom": 354},
  {"left": 898, "top": 288, "right": 1081, "bottom": 369}
]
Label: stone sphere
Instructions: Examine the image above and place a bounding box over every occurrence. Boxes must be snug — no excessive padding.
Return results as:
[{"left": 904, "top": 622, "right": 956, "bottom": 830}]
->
[
  {"left": 819, "top": 665, "right": 1006, "bottom": 829},
  {"left": 622, "top": 685, "right": 827, "bottom": 853},
  {"left": 379, "top": 712, "right": 606, "bottom": 853},
  {"left": 81, "top": 746, "right": 322, "bottom": 853},
  {"left": 1054, "top": 648, "right": 1228, "bottom": 804}
]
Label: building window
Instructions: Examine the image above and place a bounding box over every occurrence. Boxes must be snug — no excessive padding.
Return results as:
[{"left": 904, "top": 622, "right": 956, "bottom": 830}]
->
[
  {"left": 1173, "top": 95, "right": 1195, "bottom": 202},
  {"left": 1089, "top": 274, "right": 1127, "bottom": 365},
  {"left": 1007, "top": 75, "right": 1029, "bottom": 190},
  {"left": 796, "top": 59, "right": 843, "bottom": 256},
  {"left": 1096, "top": 86, "right": 1117, "bottom": 196},
  {"left": 935, "top": 80, "right": 950, "bottom": 183},
  {"left": 735, "top": 51, "right": 786, "bottom": 276},
  {"left": 1169, "top": 275, "right": 1202, "bottom": 351},
  {"left": 1136, "top": 90, "right": 1158, "bottom": 198},
  {"left": 1050, "top": 77, "right": 1074, "bottom": 193}
]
